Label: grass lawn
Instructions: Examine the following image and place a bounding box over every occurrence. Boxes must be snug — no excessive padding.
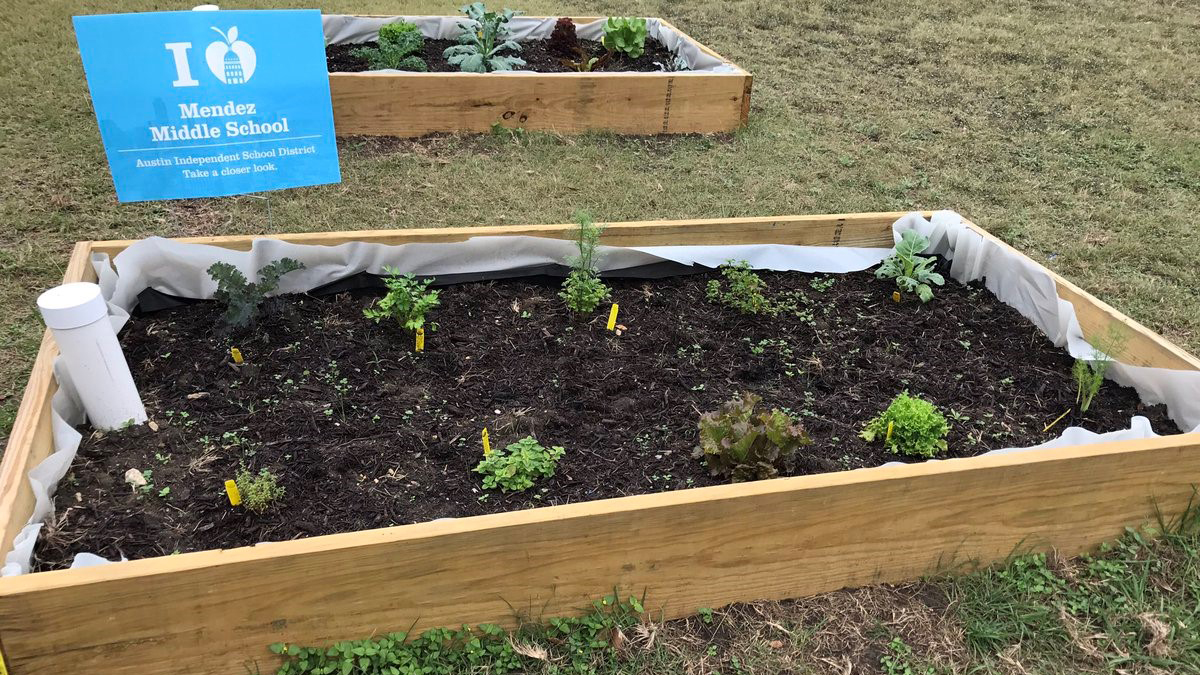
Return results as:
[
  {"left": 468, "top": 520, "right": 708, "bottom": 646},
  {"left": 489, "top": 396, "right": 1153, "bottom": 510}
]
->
[{"left": 1, "top": 0, "right": 1197, "bottom": 673}]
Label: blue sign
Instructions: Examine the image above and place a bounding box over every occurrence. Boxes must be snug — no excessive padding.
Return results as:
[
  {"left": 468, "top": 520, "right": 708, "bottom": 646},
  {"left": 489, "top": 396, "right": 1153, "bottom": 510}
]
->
[{"left": 73, "top": 10, "right": 340, "bottom": 202}]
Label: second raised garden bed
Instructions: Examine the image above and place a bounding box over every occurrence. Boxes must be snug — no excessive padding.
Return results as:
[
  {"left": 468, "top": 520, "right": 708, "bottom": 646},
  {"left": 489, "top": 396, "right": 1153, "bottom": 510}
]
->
[
  {"left": 322, "top": 11, "right": 752, "bottom": 136},
  {"left": 0, "top": 212, "right": 1197, "bottom": 674}
]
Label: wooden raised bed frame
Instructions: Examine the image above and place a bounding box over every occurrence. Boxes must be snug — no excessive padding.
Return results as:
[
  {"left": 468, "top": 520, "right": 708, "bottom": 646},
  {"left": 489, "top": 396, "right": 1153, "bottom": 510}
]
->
[
  {"left": 329, "top": 16, "right": 752, "bottom": 136},
  {"left": 0, "top": 213, "right": 1197, "bottom": 675}
]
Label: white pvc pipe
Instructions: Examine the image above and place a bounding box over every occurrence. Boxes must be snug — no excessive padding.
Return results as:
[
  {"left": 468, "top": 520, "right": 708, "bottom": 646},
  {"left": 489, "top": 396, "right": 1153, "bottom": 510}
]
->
[{"left": 37, "top": 283, "right": 146, "bottom": 431}]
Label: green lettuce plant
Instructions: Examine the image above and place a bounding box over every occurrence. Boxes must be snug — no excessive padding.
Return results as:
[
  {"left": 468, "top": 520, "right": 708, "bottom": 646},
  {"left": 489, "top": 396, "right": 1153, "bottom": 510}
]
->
[
  {"left": 353, "top": 20, "right": 427, "bottom": 71},
  {"left": 602, "top": 17, "right": 648, "bottom": 59},
  {"left": 363, "top": 268, "right": 440, "bottom": 332},
  {"left": 559, "top": 212, "right": 611, "bottom": 313},
  {"left": 860, "top": 391, "right": 948, "bottom": 458},
  {"left": 695, "top": 392, "right": 811, "bottom": 482},
  {"left": 474, "top": 435, "right": 565, "bottom": 492},
  {"left": 875, "top": 230, "right": 945, "bottom": 302},
  {"left": 443, "top": 3, "right": 525, "bottom": 72},
  {"left": 207, "top": 257, "right": 304, "bottom": 328}
]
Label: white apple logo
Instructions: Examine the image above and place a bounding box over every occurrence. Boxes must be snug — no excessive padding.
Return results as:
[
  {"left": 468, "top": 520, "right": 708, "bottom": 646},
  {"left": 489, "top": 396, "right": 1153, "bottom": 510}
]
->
[{"left": 205, "top": 26, "right": 256, "bottom": 84}]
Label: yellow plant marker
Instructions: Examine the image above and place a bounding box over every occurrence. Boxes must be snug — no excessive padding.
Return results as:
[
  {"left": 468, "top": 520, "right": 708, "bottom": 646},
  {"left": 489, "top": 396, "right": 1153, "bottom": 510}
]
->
[
  {"left": 482, "top": 428, "right": 492, "bottom": 456},
  {"left": 891, "top": 291, "right": 901, "bottom": 303},
  {"left": 607, "top": 303, "right": 619, "bottom": 331},
  {"left": 1043, "top": 409, "right": 1071, "bottom": 433},
  {"left": 886, "top": 420, "right": 894, "bottom": 441},
  {"left": 224, "top": 479, "right": 242, "bottom": 507},
  {"left": 230, "top": 347, "right": 244, "bottom": 364},
  {"left": 0, "top": 651, "right": 8, "bottom": 675},
  {"left": 415, "top": 328, "right": 425, "bottom": 352}
]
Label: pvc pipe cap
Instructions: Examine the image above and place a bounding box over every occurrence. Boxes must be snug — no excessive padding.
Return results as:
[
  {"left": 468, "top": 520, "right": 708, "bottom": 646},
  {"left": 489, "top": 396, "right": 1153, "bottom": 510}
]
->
[{"left": 37, "top": 282, "right": 108, "bottom": 330}]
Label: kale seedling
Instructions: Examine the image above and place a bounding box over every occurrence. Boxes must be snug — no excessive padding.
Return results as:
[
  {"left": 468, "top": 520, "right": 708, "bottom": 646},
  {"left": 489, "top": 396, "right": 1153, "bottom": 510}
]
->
[
  {"left": 474, "top": 435, "right": 565, "bottom": 492},
  {"left": 1073, "top": 326, "right": 1127, "bottom": 413},
  {"left": 559, "top": 212, "right": 611, "bottom": 313},
  {"left": 601, "top": 17, "right": 648, "bottom": 59},
  {"left": 695, "top": 392, "right": 811, "bottom": 482},
  {"left": 875, "top": 230, "right": 945, "bottom": 302},
  {"left": 706, "top": 260, "right": 771, "bottom": 315},
  {"left": 353, "top": 20, "right": 427, "bottom": 71},
  {"left": 443, "top": 2, "right": 525, "bottom": 72},
  {"left": 207, "top": 257, "right": 304, "bottom": 328},
  {"left": 364, "top": 267, "right": 440, "bottom": 332},
  {"left": 235, "top": 466, "right": 285, "bottom": 514},
  {"left": 860, "top": 390, "right": 948, "bottom": 458}
]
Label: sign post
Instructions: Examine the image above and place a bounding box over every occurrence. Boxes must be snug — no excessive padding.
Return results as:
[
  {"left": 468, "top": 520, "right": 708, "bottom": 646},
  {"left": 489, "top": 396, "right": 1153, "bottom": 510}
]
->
[{"left": 73, "top": 9, "right": 340, "bottom": 202}]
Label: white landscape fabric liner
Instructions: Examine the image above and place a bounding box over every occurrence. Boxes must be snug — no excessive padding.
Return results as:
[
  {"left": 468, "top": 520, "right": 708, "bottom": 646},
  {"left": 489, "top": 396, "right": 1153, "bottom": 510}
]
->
[
  {"left": 320, "top": 14, "right": 738, "bottom": 73},
  {"left": 6, "top": 210, "right": 1199, "bottom": 575}
]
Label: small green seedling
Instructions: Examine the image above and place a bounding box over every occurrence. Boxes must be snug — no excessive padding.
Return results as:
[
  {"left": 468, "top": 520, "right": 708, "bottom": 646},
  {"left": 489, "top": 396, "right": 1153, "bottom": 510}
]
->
[
  {"left": 443, "top": 2, "right": 525, "bottom": 72},
  {"left": 207, "top": 258, "right": 305, "bottom": 327},
  {"left": 235, "top": 466, "right": 285, "bottom": 514},
  {"left": 706, "top": 260, "right": 770, "bottom": 315},
  {"left": 875, "top": 230, "right": 944, "bottom": 302},
  {"left": 474, "top": 435, "right": 565, "bottom": 492},
  {"left": 1073, "top": 326, "right": 1128, "bottom": 413},
  {"left": 861, "top": 391, "right": 948, "bottom": 458},
  {"left": 559, "top": 212, "right": 611, "bottom": 313},
  {"left": 364, "top": 268, "right": 440, "bottom": 332},
  {"left": 353, "top": 20, "right": 427, "bottom": 71},
  {"left": 695, "top": 392, "right": 811, "bottom": 482}
]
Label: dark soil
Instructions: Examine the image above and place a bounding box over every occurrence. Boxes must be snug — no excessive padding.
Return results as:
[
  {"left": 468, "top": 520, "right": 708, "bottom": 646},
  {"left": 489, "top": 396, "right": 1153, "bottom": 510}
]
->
[
  {"left": 327, "top": 37, "right": 678, "bottom": 73},
  {"left": 33, "top": 268, "right": 1176, "bottom": 570}
]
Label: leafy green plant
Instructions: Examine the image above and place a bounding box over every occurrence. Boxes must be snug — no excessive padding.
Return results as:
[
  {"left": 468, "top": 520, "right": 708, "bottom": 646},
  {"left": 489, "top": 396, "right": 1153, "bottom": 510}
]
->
[
  {"left": 207, "top": 258, "right": 304, "bottom": 328},
  {"left": 353, "top": 20, "right": 427, "bottom": 71},
  {"left": 559, "top": 212, "right": 611, "bottom": 313},
  {"left": 602, "top": 17, "right": 648, "bottom": 59},
  {"left": 235, "top": 466, "right": 285, "bottom": 514},
  {"left": 474, "top": 435, "right": 565, "bottom": 492},
  {"left": 1073, "top": 326, "right": 1127, "bottom": 413},
  {"left": 860, "top": 390, "right": 949, "bottom": 458},
  {"left": 880, "top": 637, "right": 935, "bottom": 675},
  {"left": 363, "top": 268, "right": 440, "bottom": 332},
  {"left": 875, "top": 230, "right": 945, "bottom": 302},
  {"left": 561, "top": 46, "right": 610, "bottom": 72},
  {"left": 706, "top": 260, "right": 770, "bottom": 315},
  {"left": 694, "top": 392, "right": 812, "bottom": 482},
  {"left": 443, "top": 3, "right": 525, "bottom": 72},
  {"left": 547, "top": 17, "right": 578, "bottom": 56}
]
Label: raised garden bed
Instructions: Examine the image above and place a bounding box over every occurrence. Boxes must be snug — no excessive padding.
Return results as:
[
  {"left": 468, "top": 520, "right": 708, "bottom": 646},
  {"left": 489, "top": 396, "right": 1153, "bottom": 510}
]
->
[
  {"left": 322, "top": 14, "right": 752, "bottom": 136},
  {"left": 0, "top": 213, "right": 1197, "bottom": 675}
]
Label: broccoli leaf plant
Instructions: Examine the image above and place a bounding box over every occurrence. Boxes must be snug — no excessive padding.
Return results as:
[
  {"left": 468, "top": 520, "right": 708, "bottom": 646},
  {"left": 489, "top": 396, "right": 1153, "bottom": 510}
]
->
[
  {"left": 207, "top": 258, "right": 304, "bottom": 328},
  {"left": 875, "top": 230, "right": 945, "bottom": 302},
  {"left": 443, "top": 3, "right": 526, "bottom": 72}
]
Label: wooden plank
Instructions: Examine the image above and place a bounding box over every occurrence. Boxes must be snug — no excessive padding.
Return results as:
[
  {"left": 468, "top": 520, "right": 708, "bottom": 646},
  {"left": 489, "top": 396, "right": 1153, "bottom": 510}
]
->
[
  {"left": 964, "top": 220, "right": 1200, "bottom": 372},
  {"left": 0, "top": 434, "right": 1197, "bottom": 675},
  {"left": 0, "top": 243, "right": 95, "bottom": 561},
  {"left": 87, "top": 212, "right": 907, "bottom": 256},
  {"left": 330, "top": 69, "right": 748, "bottom": 137}
]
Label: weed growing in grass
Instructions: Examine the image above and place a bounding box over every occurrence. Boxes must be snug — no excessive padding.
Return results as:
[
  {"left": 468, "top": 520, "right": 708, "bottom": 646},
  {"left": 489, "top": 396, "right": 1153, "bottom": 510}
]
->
[
  {"left": 559, "top": 212, "right": 611, "bottom": 313},
  {"left": 271, "top": 593, "right": 644, "bottom": 675},
  {"left": 861, "top": 391, "right": 948, "bottom": 458},
  {"left": 235, "top": 466, "right": 285, "bottom": 514},
  {"left": 1073, "top": 326, "right": 1128, "bottom": 413},
  {"left": 707, "top": 260, "right": 770, "bottom": 315},
  {"left": 364, "top": 268, "right": 440, "bottom": 332},
  {"left": 875, "top": 231, "right": 944, "bottom": 302},
  {"left": 474, "top": 436, "right": 565, "bottom": 492},
  {"left": 444, "top": 2, "right": 525, "bottom": 72},
  {"left": 353, "top": 20, "right": 427, "bottom": 71},
  {"left": 695, "top": 392, "right": 811, "bottom": 482},
  {"left": 880, "top": 637, "right": 934, "bottom": 675},
  {"left": 207, "top": 258, "right": 305, "bottom": 328}
]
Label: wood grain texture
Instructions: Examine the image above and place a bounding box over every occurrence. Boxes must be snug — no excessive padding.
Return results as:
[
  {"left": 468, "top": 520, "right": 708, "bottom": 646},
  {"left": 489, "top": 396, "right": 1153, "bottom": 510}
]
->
[
  {"left": 964, "top": 220, "right": 1200, "bottom": 372},
  {"left": 0, "top": 243, "right": 94, "bottom": 561},
  {"left": 0, "top": 435, "right": 1198, "bottom": 675},
  {"left": 330, "top": 70, "right": 749, "bottom": 136}
]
